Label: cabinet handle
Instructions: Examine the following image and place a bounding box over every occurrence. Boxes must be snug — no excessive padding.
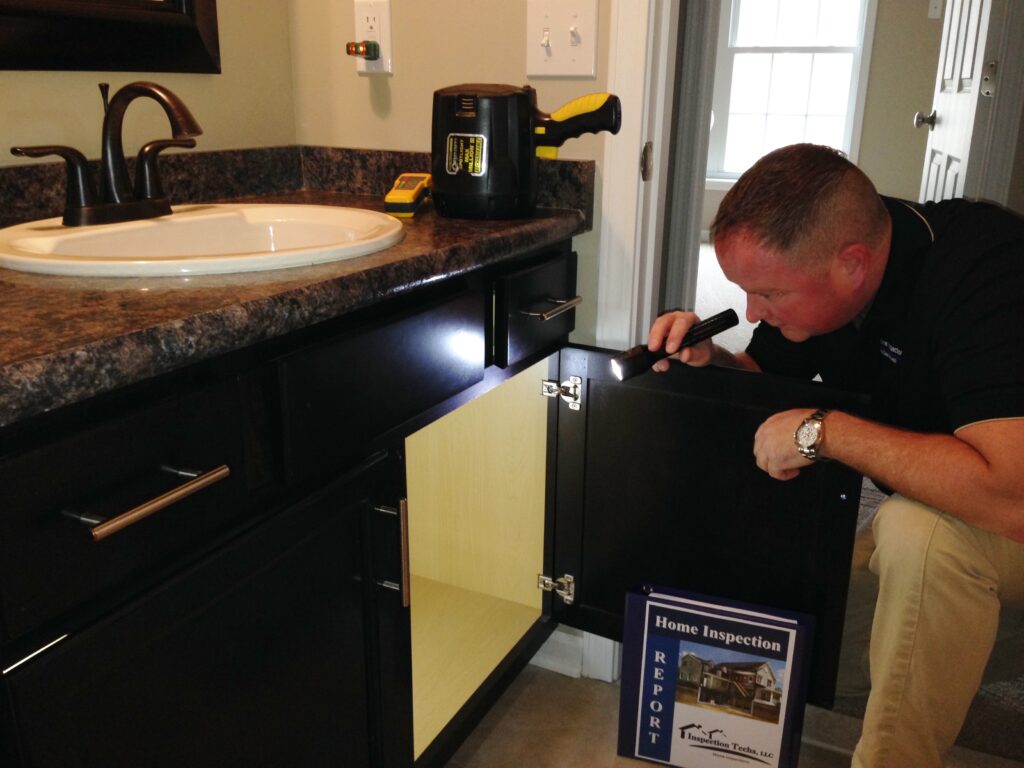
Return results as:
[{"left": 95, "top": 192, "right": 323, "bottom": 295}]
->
[
  {"left": 63, "top": 464, "right": 231, "bottom": 541},
  {"left": 519, "top": 295, "right": 582, "bottom": 321},
  {"left": 399, "top": 498, "right": 410, "bottom": 608}
]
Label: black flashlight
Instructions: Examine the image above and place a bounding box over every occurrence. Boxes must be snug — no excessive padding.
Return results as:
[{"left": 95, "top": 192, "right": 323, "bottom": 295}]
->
[{"left": 609, "top": 309, "right": 739, "bottom": 381}]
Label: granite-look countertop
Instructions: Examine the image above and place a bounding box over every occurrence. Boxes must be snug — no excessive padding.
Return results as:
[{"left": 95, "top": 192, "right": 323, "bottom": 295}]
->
[{"left": 0, "top": 191, "right": 584, "bottom": 428}]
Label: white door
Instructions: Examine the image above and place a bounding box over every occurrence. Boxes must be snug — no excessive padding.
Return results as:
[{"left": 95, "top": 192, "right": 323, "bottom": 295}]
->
[{"left": 919, "top": 0, "right": 992, "bottom": 201}]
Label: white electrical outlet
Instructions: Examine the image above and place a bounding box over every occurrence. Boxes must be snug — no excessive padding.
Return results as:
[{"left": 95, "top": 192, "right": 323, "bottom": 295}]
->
[{"left": 354, "top": 0, "right": 392, "bottom": 75}]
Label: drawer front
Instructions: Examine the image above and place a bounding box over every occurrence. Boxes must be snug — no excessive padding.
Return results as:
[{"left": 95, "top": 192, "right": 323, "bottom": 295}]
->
[
  {"left": 494, "top": 250, "right": 578, "bottom": 368},
  {"left": 278, "top": 288, "right": 485, "bottom": 487},
  {"left": 278, "top": 289, "right": 486, "bottom": 486},
  {"left": 5, "top": 466, "right": 374, "bottom": 768},
  {"left": 0, "top": 379, "right": 246, "bottom": 645}
]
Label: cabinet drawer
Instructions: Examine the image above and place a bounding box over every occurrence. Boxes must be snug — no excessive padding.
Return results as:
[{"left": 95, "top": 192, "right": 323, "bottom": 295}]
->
[
  {"left": 0, "top": 379, "right": 245, "bottom": 644},
  {"left": 278, "top": 289, "right": 486, "bottom": 485},
  {"left": 494, "top": 250, "right": 578, "bottom": 368},
  {"left": 4, "top": 462, "right": 374, "bottom": 768}
]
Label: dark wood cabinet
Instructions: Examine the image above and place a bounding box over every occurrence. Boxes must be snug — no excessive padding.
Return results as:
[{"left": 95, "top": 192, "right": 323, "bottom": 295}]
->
[
  {"left": 277, "top": 284, "right": 486, "bottom": 487},
  {"left": 3, "top": 454, "right": 381, "bottom": 768},
  {"left": 0, "top": 377, "right": 247, "bottom": 648},
  {"left": 0, "top": 242, "right": 574, "bottom": 768},
  {"left": 546, "top": 347, "right": 865, "bottom": 707},
  {"left": 0, "top": 239, "right": 866, "bottom": 767},
  {"left": 375, "top": 345, "right": 865, "bottom": 768}
]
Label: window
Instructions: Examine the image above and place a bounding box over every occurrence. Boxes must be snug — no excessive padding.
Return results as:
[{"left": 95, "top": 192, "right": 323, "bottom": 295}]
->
[{"left": 707, "top": 0, "right": 874, "bottom": 179}]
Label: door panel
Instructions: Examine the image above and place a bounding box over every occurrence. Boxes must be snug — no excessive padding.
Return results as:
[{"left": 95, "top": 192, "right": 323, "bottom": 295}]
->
[
  {"left": 919, "top": 0, "right": 993, "bottom": 201},
  {"left": 552, "top": 346, "right": 866, "bottom": 707}
]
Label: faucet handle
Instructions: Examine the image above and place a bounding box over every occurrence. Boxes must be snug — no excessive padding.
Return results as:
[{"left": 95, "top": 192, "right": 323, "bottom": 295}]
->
[
  {"left": 11, "top": 145, "right": 99, "bottom": 225},
  {"left": 134, "top": 138, "right": 196, "bottom": 200},
  {"left": 99, "top": 82, "right": 110, "bottom": 114}
]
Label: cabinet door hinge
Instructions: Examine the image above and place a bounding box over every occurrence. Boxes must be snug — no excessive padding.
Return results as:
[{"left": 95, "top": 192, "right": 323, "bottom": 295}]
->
[
  {"left": 541, "top": 376, "right": 582, "bottom": 410},
  {"left": 537, "top": 573, "right": 575, "bottom": 604}
]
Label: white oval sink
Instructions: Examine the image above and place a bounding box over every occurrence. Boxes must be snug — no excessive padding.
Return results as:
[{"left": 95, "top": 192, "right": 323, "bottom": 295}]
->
[{"left": 0, "top": 203, "right": 405, "bottom": 277}]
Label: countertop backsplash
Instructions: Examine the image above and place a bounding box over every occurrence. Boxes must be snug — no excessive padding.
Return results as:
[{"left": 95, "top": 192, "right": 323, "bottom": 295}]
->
[{"left": 0, "top": 146, "right": 596, "bottom": 229}]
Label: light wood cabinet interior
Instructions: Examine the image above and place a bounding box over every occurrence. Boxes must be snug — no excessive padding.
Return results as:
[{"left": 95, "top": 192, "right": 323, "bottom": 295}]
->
[{"left": 405, "top": 358, "right": 550, "bottom": 757}]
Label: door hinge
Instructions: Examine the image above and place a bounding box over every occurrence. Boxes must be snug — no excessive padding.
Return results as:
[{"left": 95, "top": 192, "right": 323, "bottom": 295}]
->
[
  {"left": 981, "top": 60, "right": 998, "bottom": 98},
  {"left": 541, "top": 376, "right": 582, "bottom": 410},
  {"left": 537, "top": 573, "right": 575, "bottom": 604}
]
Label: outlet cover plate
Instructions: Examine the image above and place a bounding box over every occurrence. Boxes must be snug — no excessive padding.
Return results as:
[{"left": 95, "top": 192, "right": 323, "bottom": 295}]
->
[{"left": 354, "top": 0, "right": 392, "bottom": 75}]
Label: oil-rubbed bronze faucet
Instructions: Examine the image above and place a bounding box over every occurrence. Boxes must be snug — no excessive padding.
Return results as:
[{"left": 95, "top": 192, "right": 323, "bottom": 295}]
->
[{"left": 11, "top": 81, "right": 202, "bottom": 226}]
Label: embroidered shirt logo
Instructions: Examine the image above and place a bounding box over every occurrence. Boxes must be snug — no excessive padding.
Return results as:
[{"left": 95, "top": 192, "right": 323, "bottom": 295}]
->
[{"left": 880, "top": 339, "right": 903, "bottom": 364}]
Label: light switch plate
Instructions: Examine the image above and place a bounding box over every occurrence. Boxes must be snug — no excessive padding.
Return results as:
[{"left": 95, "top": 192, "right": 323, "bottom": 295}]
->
[
  {"left": 354, "top": 0, "right": 392, "bottom": 75},
  {"left": 527, "top": 0, "right": 598, "bottom": 78}
]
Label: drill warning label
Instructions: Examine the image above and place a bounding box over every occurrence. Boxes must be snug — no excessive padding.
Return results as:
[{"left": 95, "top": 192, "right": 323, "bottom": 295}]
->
[{"left": 445, "top": 133, "right": 487, "bottom": 176}]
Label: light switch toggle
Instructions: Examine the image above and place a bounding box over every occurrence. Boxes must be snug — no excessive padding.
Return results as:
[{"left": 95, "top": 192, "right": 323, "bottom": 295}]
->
[
  {"left": 346, "top": 40, "right": 380, "bottom": 60},
  {"left": 540, "top": 28, "right": 551, "bottom": 51}
]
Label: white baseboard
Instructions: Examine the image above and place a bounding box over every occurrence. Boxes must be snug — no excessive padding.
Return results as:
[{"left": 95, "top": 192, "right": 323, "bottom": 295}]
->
[
  {"left": 529, "top": 626, "right": 583, "bottom": 678},
  {"left": 582, "top": 631, "right": 622, "bottom": 683},
  {"left": 529, "top": 627, "right": 622, "bottom": 683}
]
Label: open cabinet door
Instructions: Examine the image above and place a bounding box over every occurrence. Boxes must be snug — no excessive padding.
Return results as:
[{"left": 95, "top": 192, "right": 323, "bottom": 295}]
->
[{"left": 547, "top": 346, "right": 866, "bottom": 707}]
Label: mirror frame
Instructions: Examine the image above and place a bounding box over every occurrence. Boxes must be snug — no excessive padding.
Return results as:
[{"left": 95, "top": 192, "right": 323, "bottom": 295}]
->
[{"left": 0, "top": 0, "right": 220, "bottom": 73}]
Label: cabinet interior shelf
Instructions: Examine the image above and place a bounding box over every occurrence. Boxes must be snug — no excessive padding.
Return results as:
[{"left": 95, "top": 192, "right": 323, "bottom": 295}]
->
[{"left": 410, "top": 576, "right": 541, "bottom": 758}]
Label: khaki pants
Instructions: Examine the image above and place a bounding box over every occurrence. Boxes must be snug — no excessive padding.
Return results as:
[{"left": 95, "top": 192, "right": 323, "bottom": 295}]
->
[{"left": 851, "top": 495, "right": 1024, "bottom": 768}]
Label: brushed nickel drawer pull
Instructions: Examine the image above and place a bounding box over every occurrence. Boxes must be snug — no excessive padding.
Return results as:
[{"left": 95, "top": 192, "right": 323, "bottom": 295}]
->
[
  {"left": 519, "top": 295, "right": 582, "bottom": 321},
  {"left": 399, "top": 498, "right": 410, "bottom": 608},
  {"left": 371, "top": 501, "right": 410, "bottom": 607},
  {"left": 159, "top": 464, "right": 203, "bottom": 479},
  {"left": 63, "top": 464, "right": 231, "bottom": 542}
]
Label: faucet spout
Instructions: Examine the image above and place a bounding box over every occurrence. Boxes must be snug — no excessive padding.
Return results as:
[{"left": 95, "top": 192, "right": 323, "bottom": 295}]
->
[{"left": 100, "top": 81, "right": 203, "bottom": 205}]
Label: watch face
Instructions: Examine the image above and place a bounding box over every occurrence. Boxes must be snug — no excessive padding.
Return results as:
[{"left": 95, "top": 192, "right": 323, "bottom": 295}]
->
[{"left": 796, "top": 421, "right": 820, "bottom": 448}]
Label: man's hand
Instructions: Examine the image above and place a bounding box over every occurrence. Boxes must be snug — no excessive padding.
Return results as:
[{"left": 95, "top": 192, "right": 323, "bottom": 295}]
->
[
  {"left": 753, "top": 408, "right": 817, "bottom": 480},
  {"left": 646, "top": 311, "right": 718, "bottom": 371}
]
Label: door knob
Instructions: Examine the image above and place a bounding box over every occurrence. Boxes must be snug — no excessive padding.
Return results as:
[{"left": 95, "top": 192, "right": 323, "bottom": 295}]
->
[{"left": 914, "top": 109, "right": 937, "bottom": 130}]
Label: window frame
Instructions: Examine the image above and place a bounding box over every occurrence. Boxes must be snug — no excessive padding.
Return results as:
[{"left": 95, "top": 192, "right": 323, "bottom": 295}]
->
[{"left": 706, "top": 0, "right": 877, "bottom": 181}]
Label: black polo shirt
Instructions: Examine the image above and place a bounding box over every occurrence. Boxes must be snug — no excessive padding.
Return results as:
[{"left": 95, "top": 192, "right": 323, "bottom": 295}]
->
[{"left": 745, "top": 196, "right": 1024, "bottom": 435}]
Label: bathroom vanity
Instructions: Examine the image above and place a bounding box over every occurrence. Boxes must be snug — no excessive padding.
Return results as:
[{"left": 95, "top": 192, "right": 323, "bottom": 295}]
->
[{"left": 0, "top": 193, "right": 863, "bottom": 767}]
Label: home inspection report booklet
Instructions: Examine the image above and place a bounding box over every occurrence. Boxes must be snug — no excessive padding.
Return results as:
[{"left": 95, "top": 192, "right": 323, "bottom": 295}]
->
[{"left": 617, "top": 587, "right": 813, "bottom": 768}]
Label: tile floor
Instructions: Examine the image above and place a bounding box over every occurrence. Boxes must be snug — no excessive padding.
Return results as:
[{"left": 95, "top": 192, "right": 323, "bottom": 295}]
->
[{"left": 445, "top": 664, "right": 1021, "bottom": 768}]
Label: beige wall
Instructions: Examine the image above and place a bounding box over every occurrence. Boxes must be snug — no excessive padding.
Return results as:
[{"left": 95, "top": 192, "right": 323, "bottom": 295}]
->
[
  {"left": 288, "top": 0, "right": 613, "bottom": 344},
  {"left": 0, "top": 0, "right": 296, "bottom": 165},
  {"left": 288, "top": 0, "right": 611, "bottom": 159}
]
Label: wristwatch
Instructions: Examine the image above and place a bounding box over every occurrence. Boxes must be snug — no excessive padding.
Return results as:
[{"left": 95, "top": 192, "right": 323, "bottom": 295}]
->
[{"left": 794, "top": 409, "right": 830, "bottom": 462}]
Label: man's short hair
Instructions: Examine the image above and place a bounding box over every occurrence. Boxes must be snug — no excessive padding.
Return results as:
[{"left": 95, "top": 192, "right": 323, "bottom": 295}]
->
[{"left": 710, "top": 143, "right": 888, "bottom": 266}]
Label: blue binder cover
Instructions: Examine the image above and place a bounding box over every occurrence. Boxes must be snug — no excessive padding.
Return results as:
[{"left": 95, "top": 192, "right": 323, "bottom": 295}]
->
[{"left": 618, "top": 585, "right": 814, "bottom": 768}]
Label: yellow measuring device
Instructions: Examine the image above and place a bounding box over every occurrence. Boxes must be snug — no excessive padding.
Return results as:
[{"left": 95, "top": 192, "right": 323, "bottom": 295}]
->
[{"left": 385, "top": 173, "right": 431, "bottom": 218}]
